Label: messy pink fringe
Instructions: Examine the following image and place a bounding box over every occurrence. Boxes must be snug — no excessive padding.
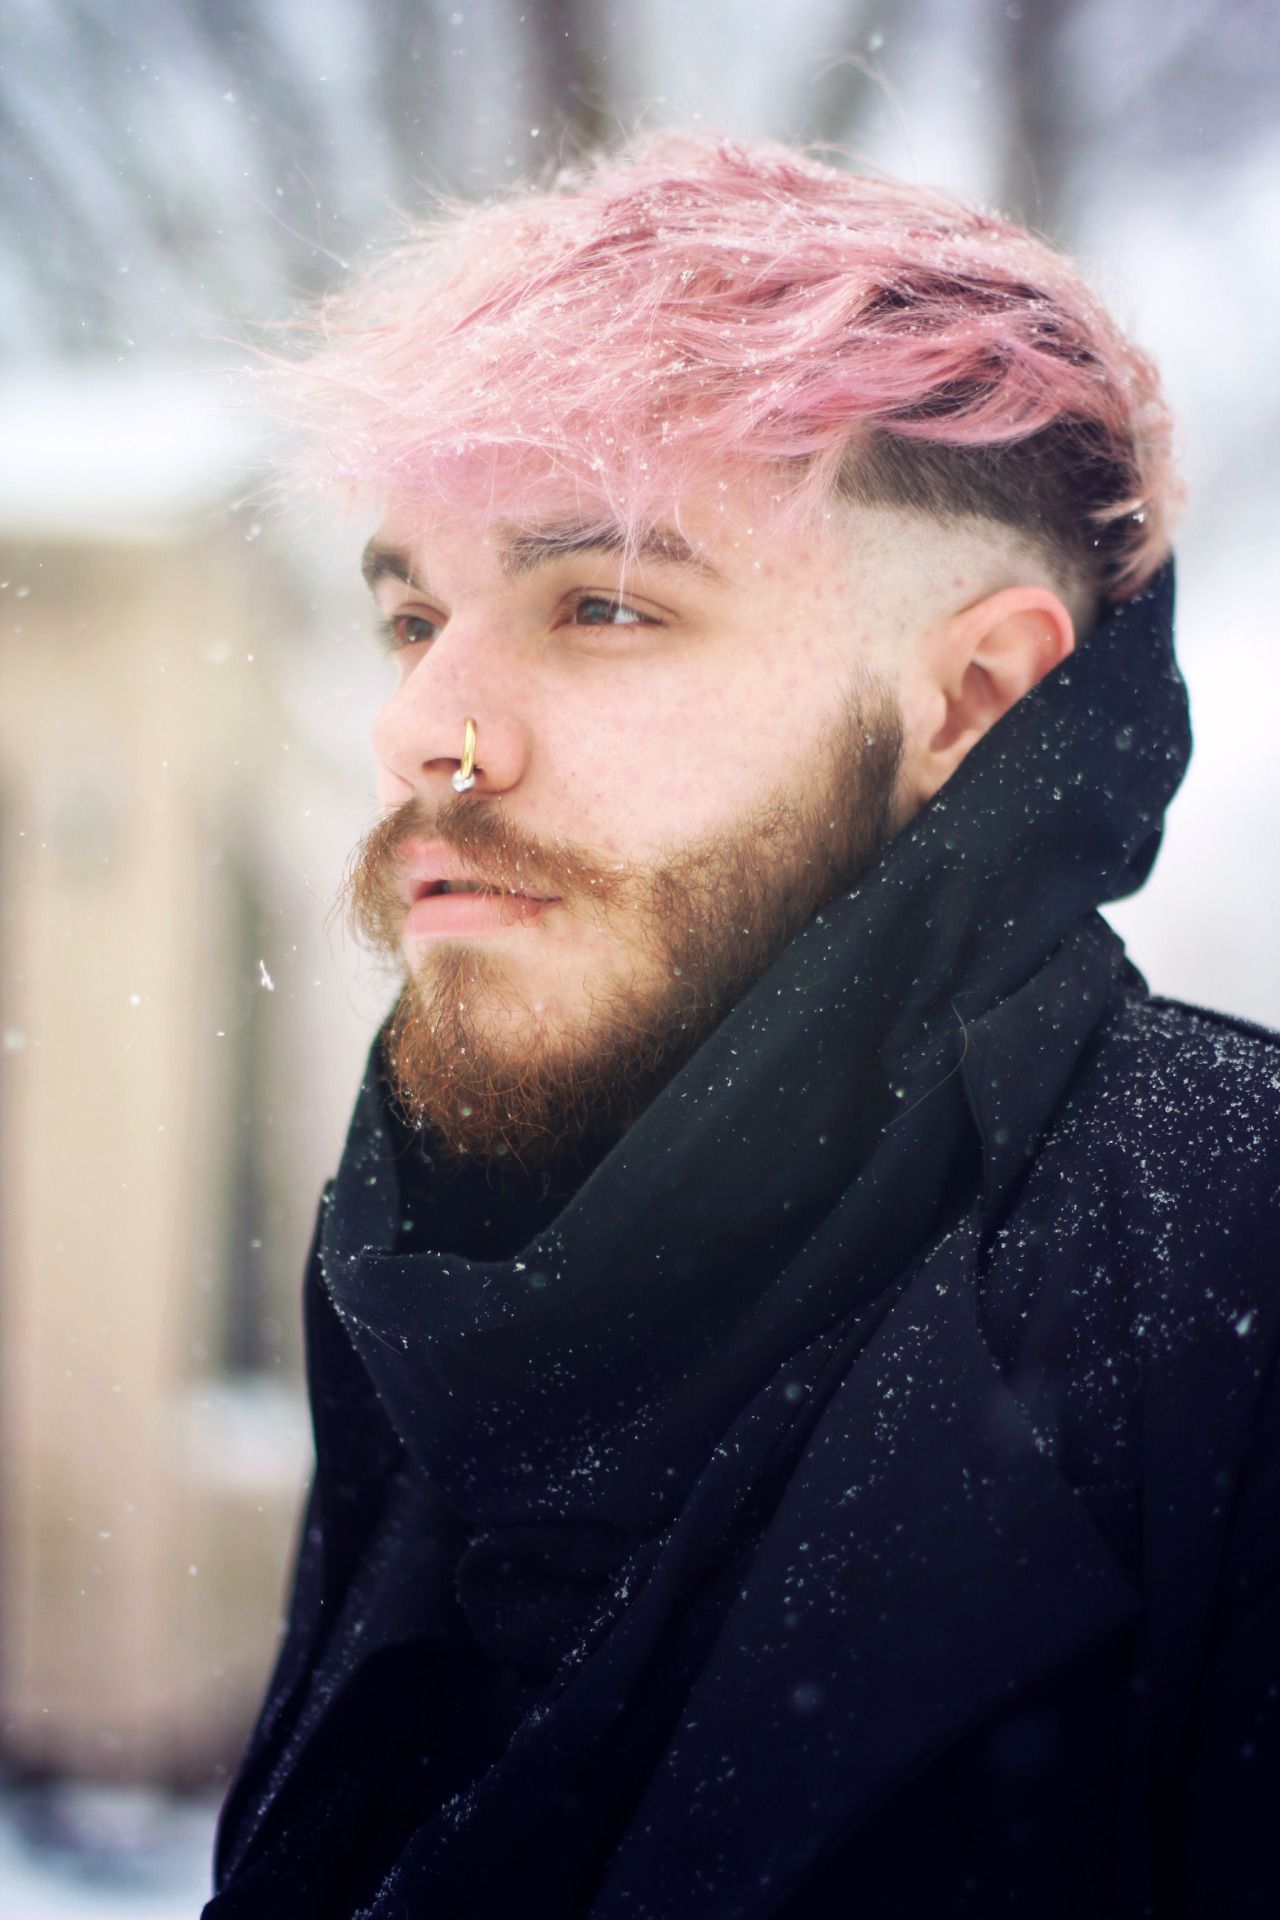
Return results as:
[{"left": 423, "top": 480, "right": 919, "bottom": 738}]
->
[{"left": 267, "top": 132, "right": 1180, "bottom": 599}]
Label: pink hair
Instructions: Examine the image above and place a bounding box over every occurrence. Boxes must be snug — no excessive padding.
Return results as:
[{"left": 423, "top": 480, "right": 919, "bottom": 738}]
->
[{"left": 270, "top": 132, "right": 1180, "bottom": 601}]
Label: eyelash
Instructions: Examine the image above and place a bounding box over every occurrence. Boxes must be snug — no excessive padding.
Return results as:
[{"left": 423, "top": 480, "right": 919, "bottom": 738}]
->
[
  {"left": 377, "top": 594, "right": 660, "bottom": 653},
  {"left": 378, "top": 612, "right": 439, "bottom": 652},
  {"left": 568, "top": 593, "right": 658, "bottom": 629}
]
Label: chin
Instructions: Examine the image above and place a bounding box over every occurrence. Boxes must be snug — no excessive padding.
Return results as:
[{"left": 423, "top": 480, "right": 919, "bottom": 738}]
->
[{"left": 403, "top": 942, "right": 586, "bottom": 1052}]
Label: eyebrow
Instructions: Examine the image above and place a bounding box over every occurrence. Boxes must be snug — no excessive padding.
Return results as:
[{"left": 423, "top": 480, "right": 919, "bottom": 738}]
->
[
  {"left": 497, "top": 521, "right": 722, "bottom": 581},
  {"left": 360, "top": 521, "right": 723, "bottom": 594},
  {"left": 361, "top": 540, "right": 421, "bottom": 593}
]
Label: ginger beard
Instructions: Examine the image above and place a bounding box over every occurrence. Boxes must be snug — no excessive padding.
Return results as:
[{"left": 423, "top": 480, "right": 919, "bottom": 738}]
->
[{"left": 348, "top": 680, "right": 904, "bottom": 1167}]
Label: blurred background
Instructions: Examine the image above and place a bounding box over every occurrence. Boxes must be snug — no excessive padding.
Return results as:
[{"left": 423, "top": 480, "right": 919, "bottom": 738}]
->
[{"left": 1, "top": 0, "right": 1277, "bottom": 1908}]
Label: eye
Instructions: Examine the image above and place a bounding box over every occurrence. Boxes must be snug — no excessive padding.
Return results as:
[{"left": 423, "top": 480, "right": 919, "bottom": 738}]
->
[
  {"left": 568, "top": 594, "right": 659, "bottom": 629},
  {"left": 379, "top": 610, "right": 441, "bottom": 652}
]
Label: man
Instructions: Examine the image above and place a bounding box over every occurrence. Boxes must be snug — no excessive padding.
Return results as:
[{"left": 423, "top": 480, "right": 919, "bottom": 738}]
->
[{"left": 207, "top": 135, "right": 1278, "bottom": 1917}]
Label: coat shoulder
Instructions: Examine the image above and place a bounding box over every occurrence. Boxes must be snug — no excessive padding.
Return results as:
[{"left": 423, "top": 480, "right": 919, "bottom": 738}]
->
[
  {"left": 1100, "top": 987, "right": 1280, "bottom": 1097},
  {"left": 1042, "top": 985, "right": 1280, "bottom": 1217},
  {"left": 977, "top": 985, "right": 1280, "bottom": 1467}
]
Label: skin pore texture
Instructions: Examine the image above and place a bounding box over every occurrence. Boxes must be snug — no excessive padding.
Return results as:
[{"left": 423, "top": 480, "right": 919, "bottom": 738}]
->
[{"left": 348, "top": 489, "right": 1075, "bottom": 1166}]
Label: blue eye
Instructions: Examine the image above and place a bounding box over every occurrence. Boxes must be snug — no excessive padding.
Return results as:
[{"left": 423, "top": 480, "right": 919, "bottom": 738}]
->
[{"left": 571, "top": 595, "right": 653, "bottom": 627}]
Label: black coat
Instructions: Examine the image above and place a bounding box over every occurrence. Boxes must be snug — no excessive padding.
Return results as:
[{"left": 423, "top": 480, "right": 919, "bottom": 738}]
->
[{"left": 208, "top": 566, "right": 1280, "bottom": 1918}]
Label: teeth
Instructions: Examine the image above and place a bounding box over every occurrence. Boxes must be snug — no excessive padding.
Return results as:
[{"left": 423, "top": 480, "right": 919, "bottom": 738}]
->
[{"left": 428, "top": 879, "right": 546, "bottom": 900}]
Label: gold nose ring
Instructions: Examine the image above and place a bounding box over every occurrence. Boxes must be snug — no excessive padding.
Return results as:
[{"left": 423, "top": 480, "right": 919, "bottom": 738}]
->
[{"left": 451, "top": 716, "right": 478, "bottom": 793}]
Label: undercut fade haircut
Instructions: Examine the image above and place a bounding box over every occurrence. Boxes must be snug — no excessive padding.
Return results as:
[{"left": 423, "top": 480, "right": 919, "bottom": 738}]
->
[{"left": 267, "top": 132, "right": 1181, "bottom": 609}]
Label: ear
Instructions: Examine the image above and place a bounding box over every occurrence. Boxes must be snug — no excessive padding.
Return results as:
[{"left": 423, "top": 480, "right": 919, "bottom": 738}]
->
[{"left": 899, "top": 586, "right": 1076, "bottom": 813}]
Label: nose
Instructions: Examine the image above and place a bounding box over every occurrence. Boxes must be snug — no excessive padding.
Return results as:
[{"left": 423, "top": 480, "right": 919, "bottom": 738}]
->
[{"left": 371, "top": 650, "right": 531, "bottom": 804}]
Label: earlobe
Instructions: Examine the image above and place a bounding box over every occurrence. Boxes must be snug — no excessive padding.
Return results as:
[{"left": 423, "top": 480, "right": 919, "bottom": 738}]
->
[{"left": 909, "top": 586, "right": 1075, "bottom": 808}]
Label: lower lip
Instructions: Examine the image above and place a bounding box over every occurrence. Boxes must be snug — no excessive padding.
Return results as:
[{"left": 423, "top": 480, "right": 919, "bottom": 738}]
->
[{"left": 403, "top": 891, "right": 558, "bottom": 939}]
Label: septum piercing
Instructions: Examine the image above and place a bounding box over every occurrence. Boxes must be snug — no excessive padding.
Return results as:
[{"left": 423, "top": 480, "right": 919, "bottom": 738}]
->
[{"left": 452, "top": 716, "right": 478, "bottom": 793}]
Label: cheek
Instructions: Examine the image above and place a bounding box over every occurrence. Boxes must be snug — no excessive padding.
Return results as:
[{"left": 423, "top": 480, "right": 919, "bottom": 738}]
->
[
  {"left": 540, "top": 678, "right": 720, "bottom": 854},
  {"left": 528, "top": 583, "right": 859, "bottom": 854},
  {"left": 548, "top": 676, "right": 794, "bottom": 856}
]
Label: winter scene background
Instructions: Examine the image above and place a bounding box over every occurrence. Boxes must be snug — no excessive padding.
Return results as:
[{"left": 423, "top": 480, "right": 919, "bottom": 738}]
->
[{"left": 1, "top": 0, "right": 1277, "bottom": 1910}]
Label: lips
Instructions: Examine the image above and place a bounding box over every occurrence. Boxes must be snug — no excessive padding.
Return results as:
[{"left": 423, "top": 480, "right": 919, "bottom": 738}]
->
[
  {"left": 396, "top": 838, "right": 560, "bottom": 939},
  {"left": 396, "top": 839, "right": 559, "bottom": 908},
  {"left": 413, "top": 876, "right": 550, "bottom": 902}
]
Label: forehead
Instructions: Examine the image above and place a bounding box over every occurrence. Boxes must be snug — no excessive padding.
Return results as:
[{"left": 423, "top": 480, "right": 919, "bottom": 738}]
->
[
  {"left": 365, "top": 517, "right": 714, "bottom": 584},
  {"left": 364, "top": 488, "right": 854, "bottom": 591}
]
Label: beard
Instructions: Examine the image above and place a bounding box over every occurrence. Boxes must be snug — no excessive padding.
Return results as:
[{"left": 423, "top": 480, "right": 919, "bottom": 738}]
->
[{"left": 346, "top": 677, "right": 903, "bottom": 1168}]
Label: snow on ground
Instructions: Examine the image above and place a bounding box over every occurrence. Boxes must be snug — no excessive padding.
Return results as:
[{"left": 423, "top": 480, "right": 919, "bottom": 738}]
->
[
  {"left": 0, "top": 1784, "right": 215, "bottom": 1919},
  {"left": 0, "top": 367, "right": 262, "bottom": 538}
]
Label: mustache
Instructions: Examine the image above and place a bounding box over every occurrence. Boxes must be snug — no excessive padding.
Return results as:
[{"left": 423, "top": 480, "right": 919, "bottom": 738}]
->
[{"left": 343, "top": 792, "right": 633, "bottom": 951}]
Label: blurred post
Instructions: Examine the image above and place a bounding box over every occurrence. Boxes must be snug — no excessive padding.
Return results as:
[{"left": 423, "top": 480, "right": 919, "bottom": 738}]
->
[{"left": 0, "top": 373, "right": 315, "bottom": 1785}]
